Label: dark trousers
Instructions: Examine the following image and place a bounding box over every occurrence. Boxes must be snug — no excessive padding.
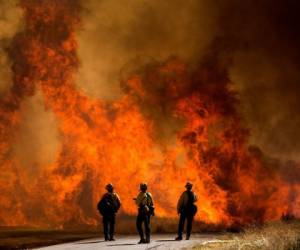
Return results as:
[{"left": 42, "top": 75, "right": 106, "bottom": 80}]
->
[
  {"left": 177, "top": 213, "right": 193, "bottom": 238},
  {"left": 103, "top": 214, "right": 115, "bottom": 240},
  {"left": 136, "top": 213, "right": 151, "bottom": 241}
]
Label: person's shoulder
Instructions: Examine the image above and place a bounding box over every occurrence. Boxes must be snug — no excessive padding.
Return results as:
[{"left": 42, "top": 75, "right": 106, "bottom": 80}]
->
[
  {"left": 137, "top": 191, "right": 144, "bottom": 197},
  {"left": 112, "top": 192, "right": 118, "bottom": 196},
  {"left": 101, "top": 193, "right": 109, "bottom": 199},
  {"left": 146, "top": 192, "right": 152, "bottom": 196}
]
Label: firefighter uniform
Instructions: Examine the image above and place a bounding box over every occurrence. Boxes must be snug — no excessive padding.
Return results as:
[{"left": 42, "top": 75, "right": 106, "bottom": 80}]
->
[
  {"left": 135, "top": 183, "right": 154, "bottom": 244},
  {"left": 176, "top": 182, "right": 197, "bottom": 240}
]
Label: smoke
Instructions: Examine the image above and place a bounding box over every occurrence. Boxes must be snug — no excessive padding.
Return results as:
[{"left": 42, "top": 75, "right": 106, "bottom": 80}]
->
[
  {"left": 13, "top": 90, "right": 61, "bottom": 174},
  {"left": 0, "top": 0, "right": 299, "bottom": 226},
  {"left": 76, "top": 0, "right": 218, "bottom": 100},
  {"left": 0, "top": 0, "right": 23, "bottom": 95},
  {"left": 224, "top": 0, "right": 300, "bottom": 161},
  {"left": 0, "top": 0, "right": 61, "bottom": 173},
  {"left": 76, "top": 0, "right": 300, "bottom": 161}
]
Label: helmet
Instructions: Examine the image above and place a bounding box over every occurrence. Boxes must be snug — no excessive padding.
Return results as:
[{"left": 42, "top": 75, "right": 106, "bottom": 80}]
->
[
  {"left": 185, "top": 182, "right": 193, "bottom": 190},
  {"left": 140, "top": 183, "right": 148, "bottom": 192},
  {"left": 105, "top": 183, "right": 114, "bottom": 192}
]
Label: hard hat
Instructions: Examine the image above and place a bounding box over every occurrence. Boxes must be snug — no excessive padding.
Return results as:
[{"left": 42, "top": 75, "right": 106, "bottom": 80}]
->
[
  {"left": 185, "top": 182, "right": 193, "bottom": 189},
  {"left": 140, "top": 183, "right": 148, "bottom": 191},
  {"left": 105, "top": 183, "right": 114, "bottom": 191}
]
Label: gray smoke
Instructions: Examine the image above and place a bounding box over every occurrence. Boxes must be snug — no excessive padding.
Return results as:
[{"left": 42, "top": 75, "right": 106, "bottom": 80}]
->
[
  {"left": 0, "top": 0, "right": 23, "bottom": 95},
  {"left": 76, "top": 0, "right": 300, "bottom": 161},
  {"left": 13, "top": 90, "right": 61, "bottom": 174},
  {"left": 76, "top": 0, "right": 218, "bottom": 100}
]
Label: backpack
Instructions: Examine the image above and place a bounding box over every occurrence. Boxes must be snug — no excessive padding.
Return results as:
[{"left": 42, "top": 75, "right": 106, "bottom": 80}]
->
[
  {"left": 139, "top": 192, "right": 155, "bottom": 216},
  {"left": 97, "top": 193, "right": 117, "bottom": 216},
  {"left": 185, "top": 191, "right": 197, "bottom": 216},
  {"left": 146, "top": 192, "right": 155, "bottom": 216}
]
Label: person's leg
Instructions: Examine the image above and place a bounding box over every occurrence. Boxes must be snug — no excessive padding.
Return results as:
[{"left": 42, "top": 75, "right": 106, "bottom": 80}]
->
[
  {"left": 136, "top": 214, "right": 145, "bottom": 243},
  {"left": 145, "top": 215, "right": 151, "bottom": 243},
  {"left": 103, "top": 216, "right": 109, "bottom": 241},
  {"left": 109, "top": 215, "right": 116, "bottom": 240},
  {"left": 176, "top": 213, "right": 185, "bottom": 240},
  {"left": 186, "top": 215, "right": 193, "bottom": 240}
]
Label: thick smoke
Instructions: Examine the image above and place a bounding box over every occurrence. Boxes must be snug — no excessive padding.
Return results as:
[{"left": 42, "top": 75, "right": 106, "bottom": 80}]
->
[
  {"left": 13, "top": 90, "right": 61, "bottom": 174},
  {"left": 77, "top": 0, "right": 300, "bottom": 161},
  {"left": 0, "top": 0, "right": 60, "bottom": 173},
  {"left": 0, "top": 0, "right": 300, "bottom": 227},
  {"left": 0, "top": 0, "right": 23, "bottom": 95},
  {"left": 223, "top": 0, "right": 300, "bottom": 161},
  {"left": 76, "top": 0, "right": 218, "bottom": 100}
]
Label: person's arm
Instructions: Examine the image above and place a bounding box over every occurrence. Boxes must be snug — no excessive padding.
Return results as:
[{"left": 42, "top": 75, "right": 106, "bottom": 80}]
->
[
  {"left": 147, "top": 192, "right": 154, "bottom": 206},
  {"left": 114, "top": 193, "right": 121, "bottom": 209},
  {"left": 193, "top": 192, "right": 197, "bottom": 203},
  {"left": 135, "top": 192, "right": 143, "bottom": 206},
  {"left": 97, "top": 194, "right": 105, "bottom": 212},
  {"left": 99, "top": 194, "right": 105, "bottom": 203},
  {"left": 177, "top": 192, "right": 185, "bottom": 213}
]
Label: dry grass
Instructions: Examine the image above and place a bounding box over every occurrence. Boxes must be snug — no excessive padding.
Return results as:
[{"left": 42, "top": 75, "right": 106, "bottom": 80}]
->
[{"left": 194, "top": 221, "right": 300, "bottom": 250}]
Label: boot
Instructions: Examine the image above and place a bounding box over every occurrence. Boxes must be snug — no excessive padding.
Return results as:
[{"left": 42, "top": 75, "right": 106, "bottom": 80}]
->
[
  {"left": 175, "top": 236, "right": 182, "bottom": 241},
  {"left": 138, "top": 238, "right": 146, "bottom": 244},
  {"left": 145, "top": 235, "right": 150, "bottom": 243}
]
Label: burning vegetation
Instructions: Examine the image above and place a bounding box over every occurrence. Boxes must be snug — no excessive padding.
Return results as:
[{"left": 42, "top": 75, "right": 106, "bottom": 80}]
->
[{"left": 0, "top": 0, "right": 300, "bottom": 228}]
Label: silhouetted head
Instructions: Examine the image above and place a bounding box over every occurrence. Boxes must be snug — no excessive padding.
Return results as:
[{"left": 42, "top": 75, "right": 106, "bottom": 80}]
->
[
  {"left": 185, "top": 182, "right": 193, "bottom": 191},
  {"left": 106, "top": 183, "right": 114, "bottom": 192},
  {"left": 140, "top": 183, "right": 148, "bottom": 192}
]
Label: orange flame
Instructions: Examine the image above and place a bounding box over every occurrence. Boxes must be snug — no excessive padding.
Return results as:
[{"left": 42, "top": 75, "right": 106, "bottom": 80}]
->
[{"left": 0, "top": 0, "right": 299, "bottom": 228}]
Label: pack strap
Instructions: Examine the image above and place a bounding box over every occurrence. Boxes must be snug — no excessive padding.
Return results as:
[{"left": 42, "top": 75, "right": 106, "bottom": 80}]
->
[{"left": 142, "top": 192, "right": 151, "bottom": 206}]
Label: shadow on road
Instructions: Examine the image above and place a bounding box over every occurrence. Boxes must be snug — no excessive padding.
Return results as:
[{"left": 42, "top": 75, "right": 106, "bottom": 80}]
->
[
  {"left": 76, "top": 240, "right": 105, "bottom": 244},
  {"left": 156, "top": 239, "right": 176, "bottom": 242},
  {"left": 107, "top": 243, "right": 137, "bottom": 247}
]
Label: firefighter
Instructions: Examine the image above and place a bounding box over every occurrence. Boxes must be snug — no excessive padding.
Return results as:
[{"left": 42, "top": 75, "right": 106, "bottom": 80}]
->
[
  {"left": 135, "top": 183, "right": 154, "bottom": 244},
  {"left": 175, "top": 182, "right": 197, "bottom": 240},
  {"left": 97, "top": 183, "right": 121, "bottom": 241}
]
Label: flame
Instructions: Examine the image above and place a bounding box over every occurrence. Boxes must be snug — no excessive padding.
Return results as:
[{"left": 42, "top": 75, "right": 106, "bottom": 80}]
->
[{"left": 0, "top": 0, "right": 299, "bottom": 228}]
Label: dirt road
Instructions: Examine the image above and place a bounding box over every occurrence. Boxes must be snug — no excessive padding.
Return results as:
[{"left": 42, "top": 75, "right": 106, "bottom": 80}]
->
[{"left": 35, "top": 234, "right": 217, "bottom": 250}]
